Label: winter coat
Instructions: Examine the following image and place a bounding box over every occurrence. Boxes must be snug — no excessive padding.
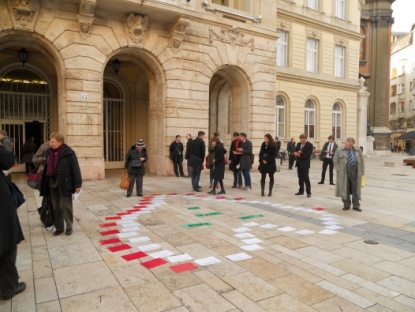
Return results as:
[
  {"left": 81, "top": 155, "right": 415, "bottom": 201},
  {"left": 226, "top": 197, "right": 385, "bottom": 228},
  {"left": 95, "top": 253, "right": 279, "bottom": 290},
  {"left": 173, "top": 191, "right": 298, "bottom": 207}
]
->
[
  {"left": 40, "top": 144, "right": 82, "bottom": 197},
  {"left": 258, "top": 142, "right": 277, "bottom": 174},
  {"left": 185, "top": 139, "right": 192, "bottom": 160},
  {"left": 213, "top": 144, "right": 227, "bottom": 180},
  {"left": 169, "top": 141, "right": 184, "bottom": 162},
  {"left": 32, "top": 143, "right": 50, "bottom": 168},
  {"left": 275, "top": 141, "right": 281, "bottom": 157},
  {"left": 21, "top": 141, "right": 36, "bottom": 163},
  {"left": 0, "top": 145, "right": 24, "bottom": 258},
  {"left": 229, "top": 139, "right": 241, "bottom": 170},
  {"left": 319, "top": 141, "right": 338, "bottom": 161},
  {"left": 239, "top": 140, "right": 253, "bottom": 170},
  {"left": 286, "top": 141, "right": 296, "bottom": 155},
  {"left": 125, "top": 147, "right": 148, "bottom": 176},
  {"left": 333, "top": 146, "right": 365, "bottom": 201},
  {"left": 295, "top": 141, "right": 313, "bottom": 169},
  {"left": 187, "top": 137, "right": 205, "bottom": 168}
]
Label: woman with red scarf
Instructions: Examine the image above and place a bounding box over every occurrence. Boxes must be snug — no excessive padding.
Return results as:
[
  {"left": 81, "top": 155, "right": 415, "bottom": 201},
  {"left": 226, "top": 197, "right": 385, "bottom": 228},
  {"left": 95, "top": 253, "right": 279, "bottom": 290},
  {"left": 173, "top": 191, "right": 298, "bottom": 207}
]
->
[{"left": 40, "top": 133, "right": 82, "bottom": 236}]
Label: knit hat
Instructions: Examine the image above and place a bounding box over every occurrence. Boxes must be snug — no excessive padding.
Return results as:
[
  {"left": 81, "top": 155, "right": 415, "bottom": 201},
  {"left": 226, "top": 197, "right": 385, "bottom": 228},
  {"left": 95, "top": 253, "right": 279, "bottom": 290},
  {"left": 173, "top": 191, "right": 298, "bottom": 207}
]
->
[{"left": 136, "top": 139, "right": 145, "bottom": 148}]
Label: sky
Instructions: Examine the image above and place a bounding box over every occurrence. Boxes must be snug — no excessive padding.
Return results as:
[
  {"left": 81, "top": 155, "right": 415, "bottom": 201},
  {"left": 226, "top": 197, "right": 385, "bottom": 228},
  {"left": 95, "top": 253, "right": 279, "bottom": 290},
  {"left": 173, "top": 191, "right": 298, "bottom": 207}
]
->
[{"left": 392, "top": 0, "right": 415, "bottom": 32}]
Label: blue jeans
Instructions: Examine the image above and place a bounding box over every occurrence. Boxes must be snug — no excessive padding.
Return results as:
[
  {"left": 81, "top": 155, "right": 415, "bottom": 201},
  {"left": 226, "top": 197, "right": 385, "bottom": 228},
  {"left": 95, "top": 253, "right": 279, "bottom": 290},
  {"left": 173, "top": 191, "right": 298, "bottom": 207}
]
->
[
  {"left": 242, "top": 169, "right": 251, "bottom": 188},
  {"left": 189, "top": 166, "right": 201, "bottom": 190}
]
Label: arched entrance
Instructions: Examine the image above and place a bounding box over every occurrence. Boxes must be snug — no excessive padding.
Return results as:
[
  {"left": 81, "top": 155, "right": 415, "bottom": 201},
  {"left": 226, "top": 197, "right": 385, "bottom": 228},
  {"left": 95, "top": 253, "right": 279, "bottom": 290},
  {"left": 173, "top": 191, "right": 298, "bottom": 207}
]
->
[
  {"left": 103, "top": 49, "right": 166, "bottom": 174},
  {"left": 209, "top": 66, "right": 251, "bottom": 145},
  {"left": 0, "top": 37, "right": 61, "bottom": 167}
]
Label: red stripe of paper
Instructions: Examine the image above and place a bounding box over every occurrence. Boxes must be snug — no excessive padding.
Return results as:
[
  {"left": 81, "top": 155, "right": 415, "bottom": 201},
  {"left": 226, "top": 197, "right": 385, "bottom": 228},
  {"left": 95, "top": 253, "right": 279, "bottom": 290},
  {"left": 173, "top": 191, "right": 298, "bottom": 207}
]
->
[
  {"left": 117, "top": 212, "right": 130, "bottom": 216},
  {"left": 100, "top": 238, "right": 121, "bottom": 245},
  {"left": 127, "top": 208, "right": 141, "bottom": 213},
  {"left": 122, "top": 251, "right": 148, "bottom": 261},
  {"left": 170, "top": 262, "right": 198, "bottom": 273},
  {"left": 99, "top": 222, "right": 117, "bottom": 228},
  {"left": 105, "top": 216, "right": 121, "bottom": 220},
  {"left": 108, "top": 244, "right": 132, "bottom": 252},
  {"left": 141, "top": 258, "right": 167, "bottom": 269},
  {"left": 312, "top": 207, "right": 325, "bottom": 211},
  {"left": 100, "top": 229, "right": 120, "bottom": 236}
]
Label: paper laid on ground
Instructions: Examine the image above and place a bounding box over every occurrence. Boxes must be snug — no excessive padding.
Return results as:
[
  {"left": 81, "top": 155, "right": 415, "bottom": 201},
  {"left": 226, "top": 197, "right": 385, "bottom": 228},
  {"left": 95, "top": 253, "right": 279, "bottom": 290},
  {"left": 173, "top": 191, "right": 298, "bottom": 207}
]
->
[
  {"left": 295, "top": 229, "right": 315, "bottom": 235},
  {"left": 122, "top": 215, "right": 139, "bottom": 220},
  {"left": 129, "top": 236, "right": 150, "bottom": 244},
  {"left": 278, "top": 226, "right": 296, "bottom": 232},
  {"left": 319, "top": 229, "right": 338, "bottom": 235},
  {"left": 120, "top": 226, "right": 140, "bottom": 232},
  {"left": 321, "top": 217, "right": 337, "bottom": 221},
  {"left": 233, "top": 227, "right": 251, "bottom": 233},
  {"left": 138, "top": 244, "right": 161, "bottom": 252},
  {"left": 149, "top": 250, "right": 175, "bottom": 259},
  {"left": 240, "top": 244, "right": 263, "bottom": 251},
  {"left": 117, "top": 232, "right": 138, "bottom": 238},
  {"left": 322, "top": 221, "right": 339, "bottom": 225},
  {"left": 167, "top": 254, "right": 193, "bottom": 263},
  {"left": 195, "top": 256, "right": 221, "bottom": 266},
  {"left": 242, "top": 222, "right": 259, "bottom": 227},
  {"left": 226, "top": 252, "right": 252, "bottom": 262},
  {"left": 324, "top": 225, "right": 343, "bottom": 230},
  {"left": 260, "top": 223, "right": 278, "bottom": 229},
  {"left": 241, "top": 238, "right": 263, "bottom": 245},
  {"left": 118, "top": 220, "right": 137, "bottom": 225},
  {"left": 234, "top": 232, "right": 255, "bottom": 239}
]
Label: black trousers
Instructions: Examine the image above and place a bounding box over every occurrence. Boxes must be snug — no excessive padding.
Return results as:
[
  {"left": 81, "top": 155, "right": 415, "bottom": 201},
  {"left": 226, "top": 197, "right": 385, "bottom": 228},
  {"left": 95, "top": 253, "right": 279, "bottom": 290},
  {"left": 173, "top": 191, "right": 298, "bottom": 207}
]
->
[
  {"left": 321, "top": 158, "right": 334, "bottom": 183},
  {"left": 288, "top": 155, "right": 296, "bottom": 169},
  {"left": 344, "top": 165, "right": 359, "bottom": 208},
  {"left": 297, "top": 167, "right": 311, "bottom": 195},
  {"left": 49, "top": 180, "right": 73, "bottom": 232},
  {"left": 172, "top": 160, "right": 184, "bottom": 177},
  {"left": 0, "top": 247, "right": 18, "bottom": 297},
  {"left": 127, "top": 174, "right": 143, "bottom": 196},
  {"left": 232, "top": 169, "right": 242, "bottom": 187}
]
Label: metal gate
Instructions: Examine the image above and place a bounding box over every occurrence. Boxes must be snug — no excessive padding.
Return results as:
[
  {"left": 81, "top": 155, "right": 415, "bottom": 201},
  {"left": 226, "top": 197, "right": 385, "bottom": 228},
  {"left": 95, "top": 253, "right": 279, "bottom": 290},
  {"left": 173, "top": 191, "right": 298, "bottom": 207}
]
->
[{"left": 103, "top": 98, "right": 124, "bottom": 168}]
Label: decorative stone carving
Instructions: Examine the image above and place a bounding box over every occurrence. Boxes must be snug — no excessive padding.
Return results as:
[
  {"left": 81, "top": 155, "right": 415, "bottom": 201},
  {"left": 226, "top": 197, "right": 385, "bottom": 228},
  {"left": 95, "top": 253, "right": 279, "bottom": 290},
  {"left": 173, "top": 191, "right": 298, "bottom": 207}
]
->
[
  {"left": 170, "top": 17, "right": 190, "bottom": 49},
  {"left": 77, "top": 0, "right": 96, "bottom": 38},
  {"left": 7, "top": 0, "right": 40, "bottom": 30},
  {"left": 125, "top": 13, "right": 149, "bottom": 47},
  {"left": 209, "top": 27, "right": 254, "bottom": 51}
]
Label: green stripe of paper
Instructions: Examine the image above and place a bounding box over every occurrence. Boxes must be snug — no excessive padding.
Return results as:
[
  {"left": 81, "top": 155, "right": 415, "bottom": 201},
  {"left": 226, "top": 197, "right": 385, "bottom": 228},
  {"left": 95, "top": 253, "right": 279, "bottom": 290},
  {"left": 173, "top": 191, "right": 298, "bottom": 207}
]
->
[
  {"left": 181, "top": 222, "right": 212, "bottom": 228},
  {"left": 195, "top": 211, "right": 222, "bottom": 217},
  {"left": 239, "top": 214, "right": 264, "bottom": 220}
]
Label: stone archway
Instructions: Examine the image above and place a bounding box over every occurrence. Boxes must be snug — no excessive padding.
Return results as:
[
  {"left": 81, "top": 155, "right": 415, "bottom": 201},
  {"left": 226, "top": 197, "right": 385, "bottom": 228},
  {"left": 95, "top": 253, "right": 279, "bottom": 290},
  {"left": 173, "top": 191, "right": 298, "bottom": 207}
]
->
[
  {"left": 103, "top": 48, "right": 166, "bottom": 175},
  {"left": 209, "top": 65, "right": 251, "bottom": 145}
]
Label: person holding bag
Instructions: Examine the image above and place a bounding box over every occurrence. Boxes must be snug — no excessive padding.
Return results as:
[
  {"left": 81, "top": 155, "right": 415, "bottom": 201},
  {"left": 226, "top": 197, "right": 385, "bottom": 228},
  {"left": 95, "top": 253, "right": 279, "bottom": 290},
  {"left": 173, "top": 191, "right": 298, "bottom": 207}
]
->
[
  {"left": 0, "top": 144, "right": 26, "bottom": 300},
  {"left": 125, "top": 139, "right": 147, "bottom": 197}
]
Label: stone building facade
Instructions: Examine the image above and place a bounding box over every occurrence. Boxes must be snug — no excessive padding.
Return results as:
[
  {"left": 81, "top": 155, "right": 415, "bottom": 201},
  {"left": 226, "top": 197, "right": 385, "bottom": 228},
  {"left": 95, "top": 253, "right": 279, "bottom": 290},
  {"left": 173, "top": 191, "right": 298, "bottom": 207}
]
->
[{"left": 0, "top": 0, "right": 362, "bottom": 179}]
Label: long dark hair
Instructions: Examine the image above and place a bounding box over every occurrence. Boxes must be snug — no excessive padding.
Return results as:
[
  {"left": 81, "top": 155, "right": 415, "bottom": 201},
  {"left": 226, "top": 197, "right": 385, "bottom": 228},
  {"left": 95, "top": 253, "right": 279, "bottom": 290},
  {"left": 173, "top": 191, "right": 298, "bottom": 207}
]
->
[{"left": 264, "top": 133, "right": 275, "bottom": 146}]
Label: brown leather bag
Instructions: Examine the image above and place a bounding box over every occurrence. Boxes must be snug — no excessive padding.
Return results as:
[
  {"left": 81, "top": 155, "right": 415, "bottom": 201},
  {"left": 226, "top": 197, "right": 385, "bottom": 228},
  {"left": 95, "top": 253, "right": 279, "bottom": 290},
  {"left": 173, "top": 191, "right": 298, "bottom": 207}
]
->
[{"left": 119, "top": 173, "right": 130, "bottom": 189}]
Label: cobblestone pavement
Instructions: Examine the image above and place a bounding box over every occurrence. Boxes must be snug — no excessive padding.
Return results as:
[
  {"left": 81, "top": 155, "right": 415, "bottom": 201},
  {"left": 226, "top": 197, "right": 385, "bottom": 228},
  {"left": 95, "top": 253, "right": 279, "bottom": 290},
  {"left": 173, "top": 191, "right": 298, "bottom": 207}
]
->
[{"left": 1, "top": 155, "right": 415, "bottom": 312}]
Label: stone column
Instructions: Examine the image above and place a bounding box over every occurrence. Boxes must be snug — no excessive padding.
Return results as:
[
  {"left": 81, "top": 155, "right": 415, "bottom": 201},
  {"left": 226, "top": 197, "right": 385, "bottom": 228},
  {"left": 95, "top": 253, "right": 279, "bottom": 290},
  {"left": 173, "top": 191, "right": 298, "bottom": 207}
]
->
[{"left": 358, "top": 77, "right": 370, "bottom": 155}]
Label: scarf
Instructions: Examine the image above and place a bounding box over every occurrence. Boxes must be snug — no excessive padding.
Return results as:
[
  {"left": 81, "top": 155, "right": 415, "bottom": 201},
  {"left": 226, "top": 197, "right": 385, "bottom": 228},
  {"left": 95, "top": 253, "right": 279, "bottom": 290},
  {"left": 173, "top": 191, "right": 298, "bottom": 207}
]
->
[{"left": 46, "top": 144, "right": 64, "bottom": 177}]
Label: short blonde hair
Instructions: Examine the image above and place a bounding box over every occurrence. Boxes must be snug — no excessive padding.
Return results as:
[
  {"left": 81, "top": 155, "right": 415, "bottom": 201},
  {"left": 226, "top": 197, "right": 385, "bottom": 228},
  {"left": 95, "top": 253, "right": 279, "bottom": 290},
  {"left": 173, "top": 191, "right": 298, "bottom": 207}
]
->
[
  {"left": 50, "top": 132, "right": 65, "bottom": 143},
  {"left": 299, "top": 133, "right": 308, "bottom": 139}
]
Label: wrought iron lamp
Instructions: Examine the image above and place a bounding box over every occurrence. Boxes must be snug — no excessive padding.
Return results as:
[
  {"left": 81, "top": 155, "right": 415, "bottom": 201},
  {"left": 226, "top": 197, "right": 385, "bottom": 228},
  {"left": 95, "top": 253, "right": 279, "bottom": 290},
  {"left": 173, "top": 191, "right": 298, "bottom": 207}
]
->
[
  {"left": 19, "top": 48, "right": 28, "bottom": 66},
  {"left": 112, "top": 58, "right": 121, "bottom": 75}
]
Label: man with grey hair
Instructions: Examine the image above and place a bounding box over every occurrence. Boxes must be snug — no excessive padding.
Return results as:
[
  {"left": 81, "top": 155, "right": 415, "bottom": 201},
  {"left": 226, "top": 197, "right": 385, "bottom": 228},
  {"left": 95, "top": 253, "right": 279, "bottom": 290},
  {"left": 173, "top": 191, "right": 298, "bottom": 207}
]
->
[
  {"left": 333, "top": 137, "right": 365, "bottom": 211},
  {"left": 0, "top": 130, "right": 14, "bottom": 153}
]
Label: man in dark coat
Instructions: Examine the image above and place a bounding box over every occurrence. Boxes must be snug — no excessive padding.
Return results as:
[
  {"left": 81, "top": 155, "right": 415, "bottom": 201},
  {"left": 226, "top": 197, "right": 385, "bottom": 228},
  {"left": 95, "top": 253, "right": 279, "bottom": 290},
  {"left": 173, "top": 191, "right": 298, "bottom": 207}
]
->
[
  {"left": 235, "top": 132, "right": 253, "bottom": 190},
  {"left": 318, "top": 135, "right": 338, "bottom": 185},
  {"left": 187, "top": 131, "right": 205, "bottom": 192},
  {"left": 125, "top": 139, "right": 148, "bottom": 197},
  {"left": 229, "top": 132, "right": 242, "bottom": 188},
  {"left": 169, "top": 135, "right": 184, "bottom": 177},
  {"left": 286, "top": 137, "right": 296, "bottom": 170},
  {"left": 40, "top": 133, "right": 82, "bottom": 236},
  {"left": 294, "top": 133, "right": 313, "bottom": 197},
  {"left": 207, "top": 138, "right": 227, "bottom": 195},
  {"left": 0, "top": 145, "right": 26, "bottom": 300}
]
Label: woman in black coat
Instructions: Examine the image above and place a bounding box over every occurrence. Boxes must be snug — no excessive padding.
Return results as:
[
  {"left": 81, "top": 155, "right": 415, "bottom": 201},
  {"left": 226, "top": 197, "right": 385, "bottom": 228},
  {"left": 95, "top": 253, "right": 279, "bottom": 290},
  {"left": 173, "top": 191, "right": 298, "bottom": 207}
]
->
[
  {"left": 207, "top": 138, "right": 227, "bottom": 195},
  {"left": 0, "top": 145, "right": 26, "bottom": 300},
  {"left": 258, "top": 134, "right": 277, "bottom": 197},
  {"left": 125, "top": 139, "right": 148, "bottom": 197}
]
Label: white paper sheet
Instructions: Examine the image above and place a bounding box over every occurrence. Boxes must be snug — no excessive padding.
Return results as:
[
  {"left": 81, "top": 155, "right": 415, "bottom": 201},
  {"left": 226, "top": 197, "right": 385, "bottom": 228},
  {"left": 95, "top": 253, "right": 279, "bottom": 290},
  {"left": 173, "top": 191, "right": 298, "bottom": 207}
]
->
[
  {"left": 324, "top": 225, "right": 343, "bottom": 230},
  {"left": 260, "top": 223, "right": 278, "bottom": 229},
  {"left": 120, "top": 226, "right": 140, "bottom": 232},
  {"left": 129, "top": 236, "right": 150, "bottom": 244},
  {"left": 240, "top": 244, "right": 263, "bottom": 251},
  {"left": 226, "top": 253, "right": 252, "bottom": 262},
  {"left": 234, "top": 233, "right": 256, "bottom": 239},
  {"left": 117, "top": 232, "right": 138, "bottom": 238},
  {"left": 277, "top": 226, "right": 296, "bottom": 232},
  {"left": 194, "top": 256, "right": 221, "bottom": 266},
  {"left": 241, "top": 238, "right": 263, "bottom": 245},
  {"left": 322, "top": 221, "right": 339, "bottom": 225},
  {"left": 319, "top": 229, "right": 338, "bottom": 235},
  {"left": 118, "top": 221, "right": 138, "bottom": 226},
  {"left": 138, "top": 244, "right": 161, "bottom": 252},
  {"left": 233, "top": 227, "right": 251, "bottom": 233},
  {"left": 242, "top": 222, "right": 259, "bottom": 227},
  {"left": 149, "top": 250, "right": 174, "bottom": 259},
  {"left": 167, "top": 254, "right": 193, "bottom": 263},
  {"left": 295, "top": 229, "right": 315, "bottom": 235}
]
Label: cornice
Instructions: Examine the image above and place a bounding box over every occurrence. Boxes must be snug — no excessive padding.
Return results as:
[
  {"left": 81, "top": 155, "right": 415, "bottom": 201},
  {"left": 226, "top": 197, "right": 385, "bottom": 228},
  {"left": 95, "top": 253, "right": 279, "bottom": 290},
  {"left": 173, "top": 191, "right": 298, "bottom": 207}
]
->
[
  {"left": 277, "top": 9, "right": 364, "bottom": 40},
  {"left": 277, "top": 71, "right": 360, "bottom": 92}
]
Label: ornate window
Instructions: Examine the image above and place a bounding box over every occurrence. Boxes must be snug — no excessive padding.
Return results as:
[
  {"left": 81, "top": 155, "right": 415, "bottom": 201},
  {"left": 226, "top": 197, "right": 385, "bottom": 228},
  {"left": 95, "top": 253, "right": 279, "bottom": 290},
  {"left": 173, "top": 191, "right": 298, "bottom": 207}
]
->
[
  {"left": 308, "top": 0, "right": 318, "bottom": 10},
  {"left": 276, "top": 96, "right": 286, "bottom": 138},
  {"left": 390, "top": 102, "right": 396, "bottom": 115},
  {"left": 335, "top": 0, "right": 346, "bottom": 19},
  {"left": 332, "top": 103, "right": 342, "bottom": 139},
  {"left": 334, "top": 45, "right": 345, "bottom": 78},
  {"left": 304, "top": 99, "right": 315, "bottom": 138},
  {"left": 307, "top": 38, "right": 319, "bottom": 73},
  {"left": 276, "top": 30, "right": 288, "bottom": 67}
]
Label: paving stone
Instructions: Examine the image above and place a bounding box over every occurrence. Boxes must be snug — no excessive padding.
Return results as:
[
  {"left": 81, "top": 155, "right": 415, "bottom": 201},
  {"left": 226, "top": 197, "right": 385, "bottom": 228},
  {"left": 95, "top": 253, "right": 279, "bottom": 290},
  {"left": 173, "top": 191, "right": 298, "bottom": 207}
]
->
[
  {"left": 311, "top": 296, "right": 366, "bottom": 312},
  {"left": 332, "top": 259, "right": 390, "bottom": 282},
  {"left": 36, "top": 300, "right": 62, "bottom": 312},
  {"left": 377, "top": 276, "right": 415, "bottom": 298},
  {"left": 34, "top": 277, "right": 58, "bottom": 304},
  {"left": 257, "top": 293, "right": 319, "bottom": 312},
  {"left": 221, "top": 290, "right": 267, "bottom": 312}
]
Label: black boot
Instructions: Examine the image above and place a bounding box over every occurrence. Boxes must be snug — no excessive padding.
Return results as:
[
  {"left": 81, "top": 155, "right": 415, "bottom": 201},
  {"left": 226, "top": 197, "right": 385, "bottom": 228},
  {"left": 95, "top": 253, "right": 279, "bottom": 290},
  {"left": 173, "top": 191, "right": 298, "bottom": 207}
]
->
[
  {"left": 260, "top": 181, "right": 265, "bottom": 197},
  {"left": 207, "top": 188, "right": 216, "bottom": 195},
  {"left": 268, "top": 182, "right": 274, "bottom": 197},
  {"left": 218, "top": 189, "right": 226, "bottom": 194}
]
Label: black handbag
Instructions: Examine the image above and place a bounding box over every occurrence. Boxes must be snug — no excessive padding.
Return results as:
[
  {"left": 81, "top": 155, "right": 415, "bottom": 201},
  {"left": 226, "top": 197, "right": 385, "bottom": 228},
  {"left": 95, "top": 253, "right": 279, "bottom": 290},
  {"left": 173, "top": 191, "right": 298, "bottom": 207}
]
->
[
  {"left": 130, "top": 159, "right": 142, "bottom": 168},
  {"left": 9, "top": 182, "right": 25, "bottom": 209},
  {"left": 37, "top": 196, "right": 55, "bottom": 228}
]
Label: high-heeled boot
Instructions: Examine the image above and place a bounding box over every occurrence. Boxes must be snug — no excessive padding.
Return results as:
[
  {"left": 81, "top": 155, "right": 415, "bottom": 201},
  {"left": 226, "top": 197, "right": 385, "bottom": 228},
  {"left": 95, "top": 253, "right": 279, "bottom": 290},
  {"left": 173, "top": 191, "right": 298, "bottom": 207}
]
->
[
  {"left": 260, "top": 181, "right": 265, "bottom": 197},
  {"left": 268, "top": 181, "right": 274, "bottom": 197}
]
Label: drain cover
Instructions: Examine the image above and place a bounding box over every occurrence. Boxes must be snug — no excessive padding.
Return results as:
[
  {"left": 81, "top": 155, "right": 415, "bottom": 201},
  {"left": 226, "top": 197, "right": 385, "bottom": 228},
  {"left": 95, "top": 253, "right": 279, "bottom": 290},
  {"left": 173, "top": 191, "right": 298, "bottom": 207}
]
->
[{"left": 364, "top": 240, "right": 379, "bottom": 245}]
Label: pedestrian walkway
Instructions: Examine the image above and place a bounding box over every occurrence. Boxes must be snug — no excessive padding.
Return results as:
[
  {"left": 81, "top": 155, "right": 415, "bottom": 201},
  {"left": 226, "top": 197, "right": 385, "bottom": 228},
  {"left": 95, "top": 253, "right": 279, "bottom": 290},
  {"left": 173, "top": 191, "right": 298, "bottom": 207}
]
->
[{"left": 1, "top": 155, "right": 415, "bottom": 312}]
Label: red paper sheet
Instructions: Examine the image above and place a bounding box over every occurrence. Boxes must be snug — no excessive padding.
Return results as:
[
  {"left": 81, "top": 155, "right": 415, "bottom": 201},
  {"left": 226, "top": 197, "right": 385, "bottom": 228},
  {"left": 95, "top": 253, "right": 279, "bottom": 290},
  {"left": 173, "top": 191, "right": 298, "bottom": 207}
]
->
[
  {"left": 234, "top": 197, "right": 245, "bottom": 200},
  {"left": 105, "top": 216, "right": 121, "bottom": 220},
  {"left": 216, "top": 196, "right": 226, "bottom": 199},
  {"left": 133, "top": 205, "right": 146, "bottom": 208},
  {"left": 170, "top": 262, "right": 198, "bottom": 273},
  {"left": 312, "top": 207, "right": 326, "bottom": 211},
  {"left": 116, "top": 212, "right": 131, "bottom": 216},
  {"left": 122, "top": 251, "right": 148, "bottom": 261},
  {"left": 141, "top": 258, "right": 167, "bottom": 269},
  {"left": 185, "top": 192, "right": 195, "bottom": 196},
  {"left": 100, "top": 238, "right": 121, "bottom": 245},
  {"left": 100, "top": 229, "right": 120, "bottom": 236},
  {"left": 127, "top": 208, "right": 141, "bottom": 213},
  {"left": 167, "top": 192, "right": 177, "bottom": 195},
  {"left": 99, "top": 222, "right": 117, "bottom": 228},
  {"left": 108, "top": 244, "right": 132, "bottom": 252}
]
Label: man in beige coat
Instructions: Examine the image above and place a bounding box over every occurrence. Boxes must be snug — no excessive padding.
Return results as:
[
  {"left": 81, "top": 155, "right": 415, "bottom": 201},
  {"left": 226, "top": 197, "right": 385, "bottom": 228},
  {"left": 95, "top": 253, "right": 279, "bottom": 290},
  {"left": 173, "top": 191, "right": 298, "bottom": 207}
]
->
[{"left": 333, "top": 138, "right": 364, "bottom": 211}]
